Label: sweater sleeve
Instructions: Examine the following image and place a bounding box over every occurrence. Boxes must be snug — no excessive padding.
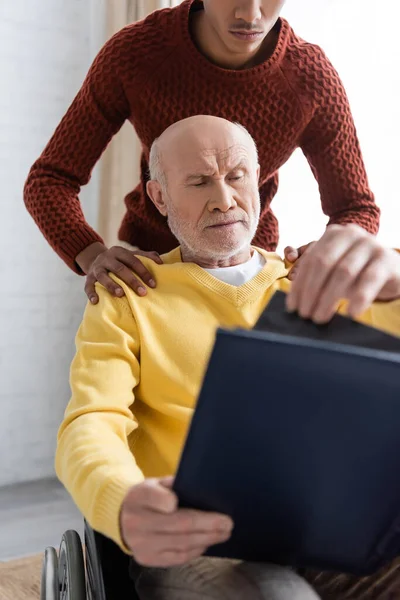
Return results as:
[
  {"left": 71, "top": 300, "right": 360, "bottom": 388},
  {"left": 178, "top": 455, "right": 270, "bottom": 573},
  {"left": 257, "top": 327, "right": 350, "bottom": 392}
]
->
[
  {"left": 55, "top": 284, "right": 143, "bottom": 553},
  {"left": 24, "top": 31, "right": 131, "bottom": 273},
  {"left": 299, "top": 47, "right": 380, "bottom": 235}
]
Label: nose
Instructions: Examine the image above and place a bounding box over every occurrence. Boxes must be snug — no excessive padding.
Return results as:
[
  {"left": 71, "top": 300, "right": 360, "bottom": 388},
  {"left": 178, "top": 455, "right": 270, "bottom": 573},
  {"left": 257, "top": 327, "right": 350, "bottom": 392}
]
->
[
  {"left": 208, "top": 181, "right": 237, "bottom": 213},
  {"left": 235, "top": 1, "right": 262, "bottom": 23}
]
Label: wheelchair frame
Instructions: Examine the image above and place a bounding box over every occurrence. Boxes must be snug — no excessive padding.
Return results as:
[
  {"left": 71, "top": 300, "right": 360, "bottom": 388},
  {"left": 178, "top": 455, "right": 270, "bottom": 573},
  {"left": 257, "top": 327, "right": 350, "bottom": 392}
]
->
[{"left": 41, "top": 520, "right": 139, "bottom": 600}]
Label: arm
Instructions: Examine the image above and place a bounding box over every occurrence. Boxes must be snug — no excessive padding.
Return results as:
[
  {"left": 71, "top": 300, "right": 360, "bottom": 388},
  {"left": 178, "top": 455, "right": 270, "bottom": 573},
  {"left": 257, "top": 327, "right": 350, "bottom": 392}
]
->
[
  {"left": 299, "top": 48, "right": 380, "bottom": 233},
  {"left": 55, "top": 284, "right": 143, "bottom": 551},
  {"left": 23, "top": 32, "right": 131, "bottom": 273}
]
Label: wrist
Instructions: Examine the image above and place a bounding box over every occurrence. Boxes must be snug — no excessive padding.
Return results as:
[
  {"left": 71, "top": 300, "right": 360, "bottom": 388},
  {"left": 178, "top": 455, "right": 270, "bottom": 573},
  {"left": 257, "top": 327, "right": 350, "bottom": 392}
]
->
[{"left": 75, "top": 242, "right": 107, "bottom": 274}]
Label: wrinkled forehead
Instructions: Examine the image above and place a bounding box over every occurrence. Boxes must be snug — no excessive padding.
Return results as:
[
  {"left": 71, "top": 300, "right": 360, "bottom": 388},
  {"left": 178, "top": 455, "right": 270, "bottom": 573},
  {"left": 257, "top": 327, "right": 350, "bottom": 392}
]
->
[{"left": 161, "top": 128, "right": 255, "bottom": 176}]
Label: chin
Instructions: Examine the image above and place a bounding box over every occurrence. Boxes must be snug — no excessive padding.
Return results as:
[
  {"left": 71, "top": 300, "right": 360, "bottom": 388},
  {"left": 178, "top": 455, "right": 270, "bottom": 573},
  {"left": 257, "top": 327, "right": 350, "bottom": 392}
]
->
[{"left": 205, "top": 240, "right": 248, "bottom": 259}]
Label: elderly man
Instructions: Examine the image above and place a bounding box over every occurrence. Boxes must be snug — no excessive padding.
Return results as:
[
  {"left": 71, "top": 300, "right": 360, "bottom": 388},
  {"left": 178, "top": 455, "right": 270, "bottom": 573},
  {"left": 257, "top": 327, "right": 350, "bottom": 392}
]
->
[{"left": 56, "top": 116, "right": 400, "bottom": 600}]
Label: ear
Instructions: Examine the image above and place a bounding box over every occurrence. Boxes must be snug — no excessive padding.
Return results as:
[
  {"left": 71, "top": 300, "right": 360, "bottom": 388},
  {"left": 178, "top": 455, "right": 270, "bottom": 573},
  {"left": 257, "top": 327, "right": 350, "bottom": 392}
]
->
[
  {"left": 147, "top": 180, "right": 168, "bottom": 217},
  {"left": 256, "top": 164, "right": 260, "bottom": 183}
]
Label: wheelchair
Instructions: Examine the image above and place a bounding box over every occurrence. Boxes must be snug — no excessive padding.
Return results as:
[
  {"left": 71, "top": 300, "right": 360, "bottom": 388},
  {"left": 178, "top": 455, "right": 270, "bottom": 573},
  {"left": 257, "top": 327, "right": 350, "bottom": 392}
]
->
[{"left": 41, "top": 520, "right": 139, "bottom": 599}]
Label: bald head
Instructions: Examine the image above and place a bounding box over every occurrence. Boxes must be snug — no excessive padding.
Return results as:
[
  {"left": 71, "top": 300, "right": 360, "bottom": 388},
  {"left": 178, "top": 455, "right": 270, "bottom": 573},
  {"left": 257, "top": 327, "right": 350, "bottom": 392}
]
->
[{"left": 149, "top": 115, "right": 258, "bottom": 188}]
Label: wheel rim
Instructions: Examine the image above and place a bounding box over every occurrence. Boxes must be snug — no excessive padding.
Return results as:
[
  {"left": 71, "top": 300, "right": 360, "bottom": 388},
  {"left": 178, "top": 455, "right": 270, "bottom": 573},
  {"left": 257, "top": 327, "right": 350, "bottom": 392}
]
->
[
  {"left": 41, "top": 547, "right": 59, "bottom": 600},
  {"left": 58, "top": 530, "right": 86, "bottom": 600}
]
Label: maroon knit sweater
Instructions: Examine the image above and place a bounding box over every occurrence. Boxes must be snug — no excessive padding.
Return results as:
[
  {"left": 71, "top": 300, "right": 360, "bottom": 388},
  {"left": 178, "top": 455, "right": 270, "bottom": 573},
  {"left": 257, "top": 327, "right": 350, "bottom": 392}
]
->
[{"left": 24, "top": 0, "right": 380, "bottom": 273}]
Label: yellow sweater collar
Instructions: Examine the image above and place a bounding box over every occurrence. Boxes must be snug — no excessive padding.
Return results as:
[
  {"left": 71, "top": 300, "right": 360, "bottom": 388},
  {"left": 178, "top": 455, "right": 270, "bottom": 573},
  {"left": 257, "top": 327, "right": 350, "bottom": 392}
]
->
[{"left": 161, "top": 246, "right": 290, "bottom": 306}]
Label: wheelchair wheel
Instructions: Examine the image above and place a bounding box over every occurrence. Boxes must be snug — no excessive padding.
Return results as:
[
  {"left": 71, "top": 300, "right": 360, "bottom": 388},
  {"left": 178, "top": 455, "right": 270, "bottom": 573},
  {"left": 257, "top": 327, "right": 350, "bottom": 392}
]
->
[
  {"left": 41, "top": 546, "right": 59, "bottom": 600},
  {"left": 58, "top": 530, "right": 86, "bottom": 600}
]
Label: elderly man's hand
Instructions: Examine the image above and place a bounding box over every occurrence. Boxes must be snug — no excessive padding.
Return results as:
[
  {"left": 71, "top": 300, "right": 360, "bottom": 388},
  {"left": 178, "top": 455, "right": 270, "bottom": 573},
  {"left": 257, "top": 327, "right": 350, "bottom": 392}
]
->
[
  {"left": 286, "top": 224, "right": 400, "bottom": 324},
  {"left": 120, "top": 477, "right": 233, "bottom": 568}
]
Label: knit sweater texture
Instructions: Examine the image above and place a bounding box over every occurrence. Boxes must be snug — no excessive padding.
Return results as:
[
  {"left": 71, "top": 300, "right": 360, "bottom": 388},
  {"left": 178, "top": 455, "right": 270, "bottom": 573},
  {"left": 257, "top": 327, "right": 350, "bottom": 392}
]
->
[{"left": 24, "top": 0, "right": 380, "bottom": 273}]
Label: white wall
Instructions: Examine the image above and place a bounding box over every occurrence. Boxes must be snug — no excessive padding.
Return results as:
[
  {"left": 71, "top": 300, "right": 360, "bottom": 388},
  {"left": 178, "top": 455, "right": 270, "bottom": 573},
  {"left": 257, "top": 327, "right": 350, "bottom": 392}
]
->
[
  {"left": 0, "top": 1, "right": 102, "bottom": 486},
  {"left": 277, "top": 0, "right": 399, "bottom": 252}
]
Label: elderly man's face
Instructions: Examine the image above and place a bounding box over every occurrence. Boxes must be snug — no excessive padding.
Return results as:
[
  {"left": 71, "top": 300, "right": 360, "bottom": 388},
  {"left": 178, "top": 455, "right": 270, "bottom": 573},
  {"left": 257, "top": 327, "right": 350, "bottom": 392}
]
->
[{"left": 148, "top": 118, "right": 260, "bottom": 263}]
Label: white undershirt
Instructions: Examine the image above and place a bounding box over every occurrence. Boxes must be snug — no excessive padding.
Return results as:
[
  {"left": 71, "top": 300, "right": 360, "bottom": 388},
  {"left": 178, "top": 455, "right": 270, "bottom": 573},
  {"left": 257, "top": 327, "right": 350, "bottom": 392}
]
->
[{"left": 203, "top": 250, "right": 266, "bottom": 286}]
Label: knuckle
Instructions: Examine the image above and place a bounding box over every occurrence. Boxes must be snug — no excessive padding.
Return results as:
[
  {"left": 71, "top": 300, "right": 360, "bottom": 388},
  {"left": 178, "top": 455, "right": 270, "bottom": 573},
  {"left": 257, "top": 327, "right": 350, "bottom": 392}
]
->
[
  {"left": 113, "top": 262, "right": 125, "bottom": 274},
  {"left": 313, "top": 254, "right": 331, "bottom": 271},
  {"left": 336, "top": 262, "right": 356, "bottom": 280},
  {"left": 93, "top": 265, "right": 105, "bottom": 278},
  {"left": 373, "top": 245, "right": 387, "bottom": 261},
  {"left": 362, "top": 266, "right": 381, "bottom": 284},
  {"left": 353, "top": 290, "right": 370, "bottom": 306},
  {"left": 106, "top": 282, "right": 117, "bottom": 292},
  {"left": 127, "top": 276, "right": 140, "bottom": 287}
]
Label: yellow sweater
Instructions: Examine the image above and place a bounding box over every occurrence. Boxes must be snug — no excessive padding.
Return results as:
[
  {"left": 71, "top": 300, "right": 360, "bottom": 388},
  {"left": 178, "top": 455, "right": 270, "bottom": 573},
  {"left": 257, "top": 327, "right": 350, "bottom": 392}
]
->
[{"left": 55, "top": 247, "right": 400, "bottom": 553}]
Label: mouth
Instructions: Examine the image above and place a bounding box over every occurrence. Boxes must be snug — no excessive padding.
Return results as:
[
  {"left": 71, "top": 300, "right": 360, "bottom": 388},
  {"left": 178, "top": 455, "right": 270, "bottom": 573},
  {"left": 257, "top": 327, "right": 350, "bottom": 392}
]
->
[
  {"left": 207, "top": 221, "right": 241, "bottom": 229},
  {"left": 229, "top": 31, "right": 264, "bottom": 42}
]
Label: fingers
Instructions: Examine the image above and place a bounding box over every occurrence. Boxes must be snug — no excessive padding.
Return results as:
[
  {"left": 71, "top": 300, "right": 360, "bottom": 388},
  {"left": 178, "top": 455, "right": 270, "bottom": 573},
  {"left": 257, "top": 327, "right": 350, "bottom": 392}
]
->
[
  {"left": 121, "top": 479, "right": 234, "bottom": 568},
  {"left": 120, "top": 249, "right": 158, "bottom": 289},
  {"left": 152, "top": 547, "right": 208, "bottom": 568},
  {"left": 287, "top": 264, "right": 299, "bottom": 282},
  {"left": 84, "top": 273, "right": 99, "bottom": 304},
  {"left": 309, "top": 238, "right": 375, "bottom": 323},
  {"left": 284, "top": 246, "right": 299, "bottom": 262},
  {"left": 98, "top": 262, "right": 148, "bottom": 296},
  {"left": 134, "top": 250, "right": 163, "bottom": 266},
  {"left": 289, "top": 233, "right": 352, "bottom": 318},
  {"left": 159, "top": 476, "right": 175, "bottom": 489},
  {"left": 137, "top": 545, "right": 208, "bottom": 568},
  {"left": 133, "top": 479, "right": 178, "bottom": 514},
  {"left": 287, "top": 226, "right": 361, "bottom": 317},
  {"left": 284, "top": 242, "right": 315, "bottom": 265},
  {"left": 130, "top": 508, "right": 233, "bottom": 568},
  {"left": 144, "top": 509, "right": 233, "bottom": 535},
  {"left": 134, "top": 528, "right": 231, "bottom": 567},
  {"left": 347, "top": 252, "right": 390, "bottom": 317},
  {"left": 84, "top": 246, "right": 162, "bottom": 299},
  {"left": 285, "top": 225, "right": 398, "bottom": 324}
]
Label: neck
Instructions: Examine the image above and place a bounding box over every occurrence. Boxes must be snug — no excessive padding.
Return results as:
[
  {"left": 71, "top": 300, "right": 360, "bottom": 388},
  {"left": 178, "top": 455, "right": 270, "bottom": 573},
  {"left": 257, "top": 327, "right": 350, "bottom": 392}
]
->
[
  {"left": 190, "top": 9, "right": 279, "bottom": 70},
  {"left": 181, "top": 245, "right": 253, "bottom": 268}
]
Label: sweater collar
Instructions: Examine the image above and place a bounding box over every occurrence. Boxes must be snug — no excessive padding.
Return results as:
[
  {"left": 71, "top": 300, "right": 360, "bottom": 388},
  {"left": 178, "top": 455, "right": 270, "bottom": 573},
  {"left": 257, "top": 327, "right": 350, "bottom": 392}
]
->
[{"left": 162, "top": 246, "right": 289, "bottom": 307}]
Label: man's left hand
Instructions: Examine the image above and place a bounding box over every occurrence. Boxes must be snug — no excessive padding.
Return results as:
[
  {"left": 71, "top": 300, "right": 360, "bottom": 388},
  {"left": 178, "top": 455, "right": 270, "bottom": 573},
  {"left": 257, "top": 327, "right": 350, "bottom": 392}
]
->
[{"left": 286, "top": 224, "right": 400, "bottom": 324}]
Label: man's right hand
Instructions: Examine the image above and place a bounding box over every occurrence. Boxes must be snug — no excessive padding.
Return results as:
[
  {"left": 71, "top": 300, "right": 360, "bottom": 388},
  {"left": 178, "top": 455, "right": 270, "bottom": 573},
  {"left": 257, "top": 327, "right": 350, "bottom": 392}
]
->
[
  {"left": 76, "top": 242, "right": 163, "bottom": 304},
  {"left": 120, "top": 477, "right": 234, "bottom": 568}
]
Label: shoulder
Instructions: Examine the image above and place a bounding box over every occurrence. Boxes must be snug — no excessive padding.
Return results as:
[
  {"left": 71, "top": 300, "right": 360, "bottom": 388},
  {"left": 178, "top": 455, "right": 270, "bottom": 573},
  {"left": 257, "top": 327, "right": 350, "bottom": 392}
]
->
[
  {"left": 282, "top": 21, "right": 341, "bottom": 85},
  {"left": 105, "top": 5, "right": 181, "bottom": 58},
  {"left": 280, "top": 21, "right": 346, "bottom": 109},
  {"left": 283, "top": 21, "right": 331, "bottom": 70}
]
